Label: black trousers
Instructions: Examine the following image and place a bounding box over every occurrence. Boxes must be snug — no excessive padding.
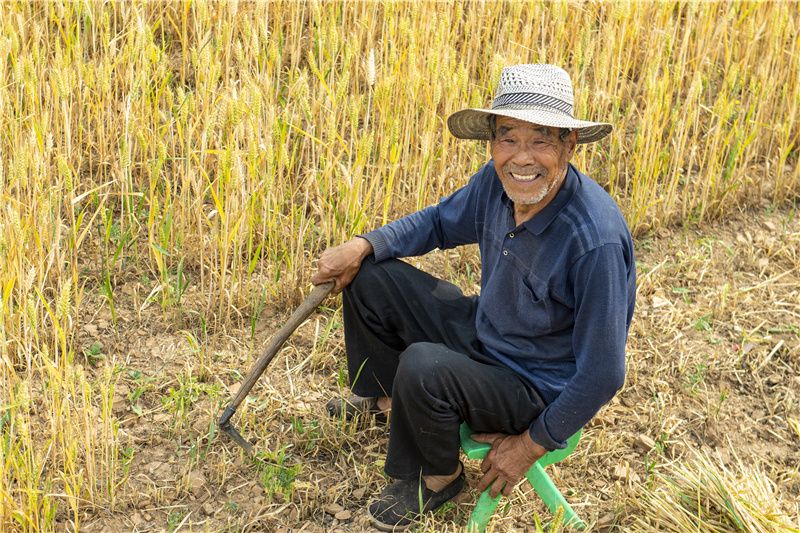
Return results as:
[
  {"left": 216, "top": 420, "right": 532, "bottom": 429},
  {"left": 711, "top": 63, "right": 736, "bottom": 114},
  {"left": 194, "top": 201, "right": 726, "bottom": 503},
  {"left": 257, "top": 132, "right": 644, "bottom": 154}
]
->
[{"left": 342, "top": 258, "right": 546, "bottom": 479}]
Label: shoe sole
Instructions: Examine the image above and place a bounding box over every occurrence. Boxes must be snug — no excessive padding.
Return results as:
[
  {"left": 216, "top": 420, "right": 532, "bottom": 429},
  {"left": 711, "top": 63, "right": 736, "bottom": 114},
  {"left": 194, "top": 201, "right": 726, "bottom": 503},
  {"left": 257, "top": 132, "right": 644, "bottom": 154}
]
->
[
  {"left": 366, "top": 507, "right": 412, "bottom": 532},
  {"left": 326, "top": 397, "right": 388, "bottom": 423},
  {"left": 366, "top": 468, "right": 465, "bottom": 531}
]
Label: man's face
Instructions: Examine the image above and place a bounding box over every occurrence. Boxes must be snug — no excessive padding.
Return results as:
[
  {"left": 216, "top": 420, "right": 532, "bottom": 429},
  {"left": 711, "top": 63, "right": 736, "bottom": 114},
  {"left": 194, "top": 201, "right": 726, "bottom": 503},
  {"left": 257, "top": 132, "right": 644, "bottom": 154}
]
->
[{"left": 490, "top": 116, "right": 577, "bottom": 215}]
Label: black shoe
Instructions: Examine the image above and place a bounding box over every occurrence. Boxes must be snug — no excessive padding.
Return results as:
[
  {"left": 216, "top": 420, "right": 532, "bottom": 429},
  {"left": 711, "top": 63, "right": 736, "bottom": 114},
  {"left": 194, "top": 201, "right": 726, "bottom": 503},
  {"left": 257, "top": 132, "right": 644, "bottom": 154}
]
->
[
  {"left": 326, "top": 395, "right": 387, "bottom": 423},
  {"left": 367, "top": 466, "right": 465, "bottom": 531}
]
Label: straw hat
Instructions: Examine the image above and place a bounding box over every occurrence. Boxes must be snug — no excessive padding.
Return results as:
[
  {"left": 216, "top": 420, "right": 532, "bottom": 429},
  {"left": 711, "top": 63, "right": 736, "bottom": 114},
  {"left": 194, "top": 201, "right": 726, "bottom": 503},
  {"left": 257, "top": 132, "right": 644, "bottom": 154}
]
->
[{"left": 447, "top": 64, "right": 612, "bottom": 144}]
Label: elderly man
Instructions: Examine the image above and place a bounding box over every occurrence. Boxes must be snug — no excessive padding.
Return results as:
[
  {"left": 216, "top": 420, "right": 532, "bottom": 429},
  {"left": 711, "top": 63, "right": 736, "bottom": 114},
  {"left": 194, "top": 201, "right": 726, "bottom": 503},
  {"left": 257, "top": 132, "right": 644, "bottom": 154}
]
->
[{"left": 312, "top": 64, "right": 636, "bottom": 530}]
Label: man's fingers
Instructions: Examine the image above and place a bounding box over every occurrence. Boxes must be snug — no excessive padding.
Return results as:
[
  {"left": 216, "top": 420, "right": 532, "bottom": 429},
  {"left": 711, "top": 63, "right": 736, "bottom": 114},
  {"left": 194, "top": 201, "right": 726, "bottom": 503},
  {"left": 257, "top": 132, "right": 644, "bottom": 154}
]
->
[
  {"left": 311, "top": 265, "right": 335, "bottom": 283},
  {"left": 489, "top": 477, "right": 506, "bottom": 499},
  {"left": 311, "top": 269, "right": 354, "bottom": 294},
  {"left": 478, "top": 467, "right": 516, "bottom": 498},
  {"left": 471, "top": 433, "right": 504, "bottom": 444},
  {"left": 476, "top": 465, "right": 500, "bottom": 494},
  {"left": 326, "top": 276, "right": 341, "bottom": 293},
  {"left": 480, "top": 457, "right": 491, "bottom": 473},
  {"left": 333, "top": 272, "right": 357, "bottom": 293},
  {"left": 311, "top": 272, "right": 337, "bottom": 290}
]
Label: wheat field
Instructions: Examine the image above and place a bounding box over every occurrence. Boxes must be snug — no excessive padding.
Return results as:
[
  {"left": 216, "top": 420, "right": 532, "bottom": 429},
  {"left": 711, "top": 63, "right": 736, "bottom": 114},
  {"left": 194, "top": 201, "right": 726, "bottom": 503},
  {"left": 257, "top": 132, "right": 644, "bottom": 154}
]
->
[{"left": 1, "top": 2, "right": 798, "bottom": 531}]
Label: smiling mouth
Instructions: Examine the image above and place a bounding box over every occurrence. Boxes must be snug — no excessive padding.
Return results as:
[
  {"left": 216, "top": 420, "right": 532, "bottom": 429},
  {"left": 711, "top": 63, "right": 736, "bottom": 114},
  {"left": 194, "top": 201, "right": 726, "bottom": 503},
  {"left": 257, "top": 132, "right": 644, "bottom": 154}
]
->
[{"left": 509, "top": 171, "right": 543, "bottom": 183}]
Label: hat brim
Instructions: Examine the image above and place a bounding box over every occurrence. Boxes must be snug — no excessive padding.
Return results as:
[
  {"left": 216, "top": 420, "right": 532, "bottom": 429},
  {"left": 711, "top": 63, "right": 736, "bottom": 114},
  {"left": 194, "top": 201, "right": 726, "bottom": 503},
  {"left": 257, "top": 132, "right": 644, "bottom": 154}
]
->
[{"left": 447, "top": 107, "right": 612, "bottom": 144}]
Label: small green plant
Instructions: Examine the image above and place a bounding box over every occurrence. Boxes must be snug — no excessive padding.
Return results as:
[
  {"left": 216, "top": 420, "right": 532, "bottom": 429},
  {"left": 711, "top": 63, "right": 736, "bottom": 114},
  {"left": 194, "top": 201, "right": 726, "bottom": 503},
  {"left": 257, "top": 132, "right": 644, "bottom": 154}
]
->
[
  {"left": 686, "top": 362, "right": 708, "bottom": 392},
  {"left": 166, "top": 509, "right": 187, "bottom": 532},
  {"left": 336, "top": 364, "right": 348, "bottom": 390},
  {"left": 767, "top": 324, "right": 800, "bottom": 335},
  {"left": 82, "top": 342, "right": 105, "bottom": 366},
  {"left": 671, "top": 286, "right": 692, "bottom": 304},
  {"left": 644, "top": 441, "right": 666, "bottom": 485},
  {"left": 693, "top": 314, "right": 712, "bottom": 332},
  {"left": 784, "top": 199, "right": 797, "bottom": 226},
  {"left": 290, "top": 416, "right": 321, "bottom": 453},
  {"left": 254, "top": 446, "right": 302, "bottom": 500},
  {"left": 433, "top": 501, "right": 456, "bottom": 517},
  {"left": 120, "top": 445, "right": 135, "bottom": 476},
  {"left": 98, "top": 208, "right": 130, "bottom": 325},
  {"left": 162, "top": 367, "right": 221, "bottom": 424},
  {"left": 187, "top": 418, "right": 218, "bottom": 466},
  {"left": 127, "top": 369, "right": 156, "bottom": 416},
  {"left": 654, "top": 432, "right": 669, "bottom": 456},
  {"left": 165, "top": 372, "right": 199, "bottom": 416},
  {"left": 250, "top": 286, "right": 268, "bottom": 340},
  {"left": 169, "top": 259, "right": 190, "bottom": 307},
  {"left": 711, "top": 389, "right": 729, "bottom": 419},
  {"left": 0, "top": 409, "right": 11, "bottom": 452},
  {"left": 100, "top": 275, "right": 117, "bottom": 325},
  {"left": 181, "top": 330, "right": 209, "bottom": 381}
]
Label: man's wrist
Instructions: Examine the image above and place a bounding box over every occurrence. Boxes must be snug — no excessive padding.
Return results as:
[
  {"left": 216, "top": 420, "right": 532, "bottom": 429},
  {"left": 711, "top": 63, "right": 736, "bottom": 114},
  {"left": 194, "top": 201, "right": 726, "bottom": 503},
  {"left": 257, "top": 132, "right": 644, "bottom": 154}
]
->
[
  {"left": 520, "top": 430, "right": 548, "bottom": 461},
  {"left": 353, "top": 236, "right": 374, "bottom": 259}
]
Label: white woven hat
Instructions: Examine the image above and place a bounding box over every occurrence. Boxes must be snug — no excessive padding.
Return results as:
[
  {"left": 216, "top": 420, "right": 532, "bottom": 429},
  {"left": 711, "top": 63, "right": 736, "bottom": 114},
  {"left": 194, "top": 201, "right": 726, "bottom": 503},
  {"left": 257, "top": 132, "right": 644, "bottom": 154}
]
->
[{"left": 447, "top": 64, "right": 612, "bottom": 144}]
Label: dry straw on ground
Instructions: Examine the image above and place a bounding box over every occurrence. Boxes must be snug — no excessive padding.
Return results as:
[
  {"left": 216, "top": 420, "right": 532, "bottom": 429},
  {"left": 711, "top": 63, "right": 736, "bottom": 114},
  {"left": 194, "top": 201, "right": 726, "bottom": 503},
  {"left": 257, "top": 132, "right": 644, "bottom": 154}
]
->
[{"left": 0, "top": 1, "right": 799, "bottom": 532}]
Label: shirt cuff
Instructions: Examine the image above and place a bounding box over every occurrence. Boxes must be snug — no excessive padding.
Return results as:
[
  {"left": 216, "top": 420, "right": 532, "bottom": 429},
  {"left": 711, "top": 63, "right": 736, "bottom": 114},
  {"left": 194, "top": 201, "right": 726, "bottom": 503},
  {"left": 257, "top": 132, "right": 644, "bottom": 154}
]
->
[
  {"left": 529, "top": 416, "right": 568, "bottom": 451},
  {"left": 359, "top": 229, "right": 391, "bottom": 262}
]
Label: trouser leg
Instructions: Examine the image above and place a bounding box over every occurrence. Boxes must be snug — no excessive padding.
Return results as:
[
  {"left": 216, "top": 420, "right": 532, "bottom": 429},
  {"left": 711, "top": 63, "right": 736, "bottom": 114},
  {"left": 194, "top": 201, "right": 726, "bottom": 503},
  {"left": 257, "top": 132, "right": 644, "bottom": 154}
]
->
[
  {"left": 341, "top": 257, "right": 481, "bottom": 398},
  {"left": 385, "top": 342, "right": 546, "bottom": 479},
  {"left": 342, "top": 257, "right": 546, "bottom": 479}
]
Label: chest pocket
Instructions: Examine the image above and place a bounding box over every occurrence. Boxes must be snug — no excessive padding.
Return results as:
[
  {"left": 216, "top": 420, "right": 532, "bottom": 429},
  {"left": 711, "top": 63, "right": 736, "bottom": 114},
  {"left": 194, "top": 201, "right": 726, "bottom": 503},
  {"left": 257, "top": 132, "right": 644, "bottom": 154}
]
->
[
  {"left": 529, "top": 273, "right": 575, "bottom": 334},
  {"left": 524, "top": 274, "right": 554, "bottom": 334},
  {"left": 513, "top": 273, "right": 553, "bottom": 336}
]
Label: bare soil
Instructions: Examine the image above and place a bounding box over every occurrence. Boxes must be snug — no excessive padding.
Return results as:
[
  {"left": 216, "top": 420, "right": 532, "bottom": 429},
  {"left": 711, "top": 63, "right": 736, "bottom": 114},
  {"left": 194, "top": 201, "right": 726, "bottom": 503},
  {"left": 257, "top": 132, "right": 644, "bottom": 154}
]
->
[{"left": 71, "top": 204, "right": 799, "bottom": 532}]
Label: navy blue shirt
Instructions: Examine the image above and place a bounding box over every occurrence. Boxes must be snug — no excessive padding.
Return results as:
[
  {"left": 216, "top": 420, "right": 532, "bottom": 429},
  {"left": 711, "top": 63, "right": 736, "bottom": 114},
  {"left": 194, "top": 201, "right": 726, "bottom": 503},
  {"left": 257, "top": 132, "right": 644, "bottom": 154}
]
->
[{"left": 363, "top": 161, "right": 636, "bottom": 450}]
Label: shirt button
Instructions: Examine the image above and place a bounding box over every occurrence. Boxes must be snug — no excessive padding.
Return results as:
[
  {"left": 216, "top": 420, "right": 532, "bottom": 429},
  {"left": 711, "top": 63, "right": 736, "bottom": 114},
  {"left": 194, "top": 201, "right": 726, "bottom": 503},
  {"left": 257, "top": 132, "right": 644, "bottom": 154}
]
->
[
  {"left": 509, "top": 232, "right": 515, "bottom": 238},
  {"left": 503, "top": 249, "right": 509, "bottom": 256}
]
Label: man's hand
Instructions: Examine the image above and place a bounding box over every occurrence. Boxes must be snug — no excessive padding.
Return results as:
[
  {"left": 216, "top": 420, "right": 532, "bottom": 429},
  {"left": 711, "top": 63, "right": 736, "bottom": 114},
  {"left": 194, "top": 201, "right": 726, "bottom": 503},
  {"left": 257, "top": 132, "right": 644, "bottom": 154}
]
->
[
  {"left": 311, "top": 237, "right": 373, "bottom": 294},
  {"left": 472, "top": 430, "right": 548, "bottom": 498}
]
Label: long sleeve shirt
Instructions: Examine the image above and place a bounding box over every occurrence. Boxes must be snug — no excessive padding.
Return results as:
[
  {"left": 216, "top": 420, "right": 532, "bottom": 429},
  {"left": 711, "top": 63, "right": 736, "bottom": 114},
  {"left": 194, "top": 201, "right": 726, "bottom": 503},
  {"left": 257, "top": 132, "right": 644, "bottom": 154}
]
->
[{"left": 361, "top": 161, "right": 636, "bottom": 450}]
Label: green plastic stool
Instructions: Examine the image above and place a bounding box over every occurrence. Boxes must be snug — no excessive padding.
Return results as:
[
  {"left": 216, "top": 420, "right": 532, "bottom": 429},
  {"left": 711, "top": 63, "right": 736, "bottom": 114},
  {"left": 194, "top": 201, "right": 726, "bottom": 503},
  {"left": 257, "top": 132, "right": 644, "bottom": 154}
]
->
[{"left": 460, "top": 423, "right": 586, "bottom": 532}]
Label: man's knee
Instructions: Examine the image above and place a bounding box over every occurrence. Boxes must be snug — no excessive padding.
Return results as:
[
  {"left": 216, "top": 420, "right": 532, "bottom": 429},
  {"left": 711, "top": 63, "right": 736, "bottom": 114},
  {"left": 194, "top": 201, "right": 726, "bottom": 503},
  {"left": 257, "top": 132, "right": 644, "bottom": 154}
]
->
[
  {"left": 398, "top": 341, "right": 437, "bottom": 369},
  {"left": 346, "top": 257, "right": 389, "bottom": 299},
  {"left": 395, "top": 342, "right": 458, "bottom": 394}
]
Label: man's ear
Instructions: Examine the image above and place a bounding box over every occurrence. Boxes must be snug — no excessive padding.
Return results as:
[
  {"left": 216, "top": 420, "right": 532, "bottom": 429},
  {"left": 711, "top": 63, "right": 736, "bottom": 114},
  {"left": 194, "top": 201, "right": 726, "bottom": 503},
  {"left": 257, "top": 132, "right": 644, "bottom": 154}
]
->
[{"left": 566, "top": 130, "right": 578, "bottom": 158}]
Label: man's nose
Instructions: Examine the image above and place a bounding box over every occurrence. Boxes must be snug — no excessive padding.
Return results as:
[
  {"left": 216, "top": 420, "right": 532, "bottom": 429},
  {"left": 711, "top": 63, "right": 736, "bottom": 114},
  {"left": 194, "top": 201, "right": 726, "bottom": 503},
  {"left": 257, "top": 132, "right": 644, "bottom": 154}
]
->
[{"left": 510, "top": 144, "right": 537, "bottom": 166}]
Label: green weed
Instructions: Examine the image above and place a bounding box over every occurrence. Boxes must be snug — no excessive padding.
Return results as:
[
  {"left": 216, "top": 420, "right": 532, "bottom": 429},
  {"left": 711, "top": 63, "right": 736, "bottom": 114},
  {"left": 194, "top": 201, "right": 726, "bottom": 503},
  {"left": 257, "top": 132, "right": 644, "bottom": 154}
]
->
[{"left": 254, "top": 447, "right": 302, "bottom": 500}]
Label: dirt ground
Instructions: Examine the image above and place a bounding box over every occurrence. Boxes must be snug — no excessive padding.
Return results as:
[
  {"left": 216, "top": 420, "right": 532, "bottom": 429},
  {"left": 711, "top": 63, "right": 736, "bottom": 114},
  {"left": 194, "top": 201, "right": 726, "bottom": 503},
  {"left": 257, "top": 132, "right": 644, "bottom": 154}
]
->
[{"left": 72, "top": 204, "right": 799, "bottom": 532}]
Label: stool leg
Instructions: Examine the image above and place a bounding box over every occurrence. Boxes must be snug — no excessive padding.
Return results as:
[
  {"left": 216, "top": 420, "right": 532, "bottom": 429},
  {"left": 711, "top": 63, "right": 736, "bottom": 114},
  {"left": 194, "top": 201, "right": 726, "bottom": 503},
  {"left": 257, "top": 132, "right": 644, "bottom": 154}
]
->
[
  {"left": 466, "top": 489, "right": 502, "bottom": 533},
  {"left": 525, "top": 463, "right": 586, "bottom": 530}
]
